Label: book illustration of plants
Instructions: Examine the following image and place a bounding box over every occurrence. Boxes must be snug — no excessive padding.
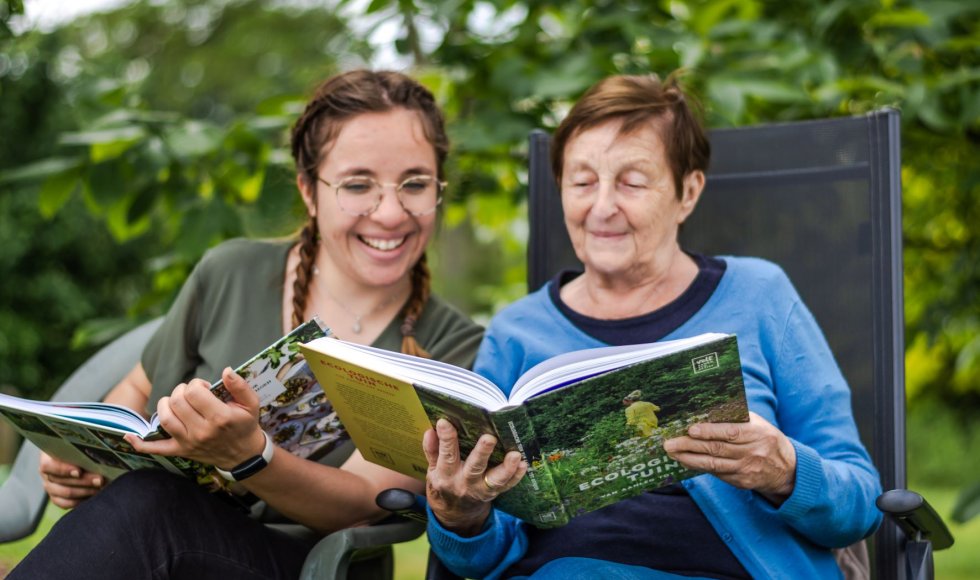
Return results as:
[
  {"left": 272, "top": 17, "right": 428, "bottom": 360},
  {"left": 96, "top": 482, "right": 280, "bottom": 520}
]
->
[
  {"left": 520, "top": 338, "right": 747, "bottom": 518},
  {"left": 415, "top": 387, "right": 505, "bottom": 464}
]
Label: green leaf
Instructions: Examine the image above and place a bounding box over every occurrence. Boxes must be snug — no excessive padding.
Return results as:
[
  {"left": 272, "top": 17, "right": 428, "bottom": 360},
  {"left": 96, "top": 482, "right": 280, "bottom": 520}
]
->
[
  {"left": 126, "top": 185, "right": 157, "bottom": 225},
  {"left": 952, "top": 481, "right": 980, "bottom": 523},
  {"left": 38, "top": 170, "right": 81, "bottom": 218},
  {"left": 530, "top": 54, "right": 600, "bottom": 99},
  {"left": 239, "top": 169, "right": 266, "bottom": 203},
  {"left": 867, "top": 8, "right": 931, "bottom": 30},
  {"left": 71, "top": 317, "right": 140, "bottom": 349},
  {"left": 91, "top": 137, "right": 143, "bottom": 163},
  {"left": 0, "top": 157, "right": 84, "bottom": 183},
  {"left": 59, "top": 126, "right": 146, "bottom": 146},
  {"left": 163, "top": 122, "right": 222, "bottom": 159},
  {"left": 87, "top": 161, "right": 127, "bottom": 209}
]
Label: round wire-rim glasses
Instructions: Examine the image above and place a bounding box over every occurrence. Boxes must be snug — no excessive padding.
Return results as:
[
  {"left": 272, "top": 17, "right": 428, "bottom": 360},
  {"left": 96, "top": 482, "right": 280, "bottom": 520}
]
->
[{"left": 318, "top": 175, "right": 446, "bottom": 217}]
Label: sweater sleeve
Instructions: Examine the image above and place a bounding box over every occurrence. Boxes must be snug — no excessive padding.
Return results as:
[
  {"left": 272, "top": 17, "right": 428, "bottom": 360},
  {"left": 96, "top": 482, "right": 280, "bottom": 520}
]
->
[
  {"left": 770, "top": 299, "right": 883, "bottom": 547},
  {"left": 427, "top": 506, "right": 529, "bottom": 579}
]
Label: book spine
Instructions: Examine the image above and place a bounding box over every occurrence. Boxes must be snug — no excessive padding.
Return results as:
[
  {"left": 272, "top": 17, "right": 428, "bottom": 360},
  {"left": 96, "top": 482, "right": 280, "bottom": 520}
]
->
[{"left": 489, "top": 406, "right": 569, "bottom": 528}]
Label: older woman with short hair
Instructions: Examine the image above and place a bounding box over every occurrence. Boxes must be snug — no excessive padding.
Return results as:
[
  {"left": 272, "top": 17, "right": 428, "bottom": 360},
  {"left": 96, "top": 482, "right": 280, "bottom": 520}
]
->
[{"left": 422, "top": 74, "right": 882, "bottom": 579}]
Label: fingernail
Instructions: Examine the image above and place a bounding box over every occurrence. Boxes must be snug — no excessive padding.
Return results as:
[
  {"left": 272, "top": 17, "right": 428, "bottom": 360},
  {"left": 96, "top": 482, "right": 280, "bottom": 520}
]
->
[
  {"left": 93, "top": 477, "right": 103, "bottom": 487},
  {"left": 689, "top": 425, "right": 701, "bottom": 437},
  {"left": 70, "top": 469, "right": 80, "bottom": 478}
]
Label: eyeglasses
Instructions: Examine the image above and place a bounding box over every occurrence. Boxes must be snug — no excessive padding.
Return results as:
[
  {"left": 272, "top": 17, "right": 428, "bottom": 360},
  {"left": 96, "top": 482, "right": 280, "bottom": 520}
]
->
[{"left": 318, "top": 175, "right": 446, "bottom": 217}]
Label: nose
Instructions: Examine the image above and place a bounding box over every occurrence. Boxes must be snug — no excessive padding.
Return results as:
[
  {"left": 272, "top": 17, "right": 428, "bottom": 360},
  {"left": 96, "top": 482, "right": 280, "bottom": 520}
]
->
[
  {"left": 370, "top": 185, "right": 410, "bottom": 226},
  {"left": 590, "top": 179, "right": 619, "bottom": 219}
]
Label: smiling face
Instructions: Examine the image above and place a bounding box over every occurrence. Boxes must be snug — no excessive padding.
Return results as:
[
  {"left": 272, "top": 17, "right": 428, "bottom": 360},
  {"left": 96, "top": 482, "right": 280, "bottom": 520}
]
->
[
  {"left": 298, "top": 108, "right": 438, "bottom": 289},
  {"left": 560, "top": 117, "right": 704, "bottom": 283}
]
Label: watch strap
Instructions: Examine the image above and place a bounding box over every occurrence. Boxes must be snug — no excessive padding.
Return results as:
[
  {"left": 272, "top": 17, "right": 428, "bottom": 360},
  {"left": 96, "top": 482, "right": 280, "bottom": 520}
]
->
[{"left": 216, "top": 430, "right": 275, "bottom": 482}]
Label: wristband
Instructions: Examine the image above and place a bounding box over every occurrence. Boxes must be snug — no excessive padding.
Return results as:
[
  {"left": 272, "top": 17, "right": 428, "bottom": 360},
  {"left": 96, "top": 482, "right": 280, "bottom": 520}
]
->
[{"left": 216, "top": 431, "right": 275, "bottom": 482}]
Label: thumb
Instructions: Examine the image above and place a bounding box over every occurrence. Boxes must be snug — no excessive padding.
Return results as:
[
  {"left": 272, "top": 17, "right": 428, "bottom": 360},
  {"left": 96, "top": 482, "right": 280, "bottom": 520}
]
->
[{"left": 221, "top": 367, "right": 260, "bottom": 416}]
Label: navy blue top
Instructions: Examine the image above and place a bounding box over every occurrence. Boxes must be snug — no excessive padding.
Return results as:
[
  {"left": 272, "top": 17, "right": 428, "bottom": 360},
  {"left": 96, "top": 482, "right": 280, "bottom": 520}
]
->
[{"left": 506, "top": 255, "right": 750, "bottom": 579}]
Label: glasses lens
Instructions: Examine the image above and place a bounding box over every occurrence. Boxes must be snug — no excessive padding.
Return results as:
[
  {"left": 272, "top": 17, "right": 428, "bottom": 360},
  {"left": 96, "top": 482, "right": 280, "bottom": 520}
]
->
[
  {"left": 397, "top": 176, "right": 441, "bottom": 215},
  {"left": 336, "top": 177, "right": 380, "bottom": 215}
]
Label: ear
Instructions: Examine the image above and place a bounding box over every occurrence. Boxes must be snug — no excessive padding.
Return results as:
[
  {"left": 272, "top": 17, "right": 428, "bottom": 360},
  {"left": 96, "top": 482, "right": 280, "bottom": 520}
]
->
[
  {"left": 297, "top": 174, "right": 317, "bottom": 218},
  {"left": 677, "top": 170, "right": 705, "bottom": 223}
]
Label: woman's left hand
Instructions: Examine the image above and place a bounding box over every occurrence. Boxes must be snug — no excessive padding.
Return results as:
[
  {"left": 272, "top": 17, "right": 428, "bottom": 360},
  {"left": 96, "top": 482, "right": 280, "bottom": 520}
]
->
[
  {"left": 663, "top": 411, "right": 796, "bottom": 504},
  {"left": 127, "top": 367, "right": 266, "bottom": 470}
]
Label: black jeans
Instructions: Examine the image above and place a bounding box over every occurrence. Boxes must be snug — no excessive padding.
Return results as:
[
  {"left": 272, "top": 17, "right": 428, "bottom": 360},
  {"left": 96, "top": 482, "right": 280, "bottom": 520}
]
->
[{"left": 10, "top": 469, "right": 317, "bottom": 580}]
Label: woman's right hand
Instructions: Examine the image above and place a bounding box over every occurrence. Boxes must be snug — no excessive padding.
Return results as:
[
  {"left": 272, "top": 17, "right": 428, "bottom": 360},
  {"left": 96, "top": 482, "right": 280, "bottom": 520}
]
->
[
  {"left": 38, "top": 452, "right": 105, "bottom": 509},
  {"left": 422, "top": 418, "right": 526, "bottom": 537}
]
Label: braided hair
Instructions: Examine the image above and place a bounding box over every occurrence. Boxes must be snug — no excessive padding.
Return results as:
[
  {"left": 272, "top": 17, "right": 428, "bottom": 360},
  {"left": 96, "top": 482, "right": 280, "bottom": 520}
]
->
[{"left": 289, "top": 70, "right": 449, "bottom": 358}]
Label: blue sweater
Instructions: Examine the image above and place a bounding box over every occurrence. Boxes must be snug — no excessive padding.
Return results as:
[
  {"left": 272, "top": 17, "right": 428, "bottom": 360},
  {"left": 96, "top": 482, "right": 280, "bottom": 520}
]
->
[{"left": 427, "top": 257, "right": 882, "bottom": 579}]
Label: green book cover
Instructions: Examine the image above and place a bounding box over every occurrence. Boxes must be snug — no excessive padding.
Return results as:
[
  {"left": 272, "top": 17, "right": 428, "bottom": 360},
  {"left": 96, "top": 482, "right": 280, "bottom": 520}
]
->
[{"left": 509, "top": 335, "right": 747, "bottom": 525}]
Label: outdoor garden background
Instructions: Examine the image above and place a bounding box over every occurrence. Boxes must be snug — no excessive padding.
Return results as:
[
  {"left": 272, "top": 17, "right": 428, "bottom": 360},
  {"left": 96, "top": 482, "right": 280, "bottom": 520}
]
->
[{"left": 0, "top": 0, "right": 977, "bottom": 577}]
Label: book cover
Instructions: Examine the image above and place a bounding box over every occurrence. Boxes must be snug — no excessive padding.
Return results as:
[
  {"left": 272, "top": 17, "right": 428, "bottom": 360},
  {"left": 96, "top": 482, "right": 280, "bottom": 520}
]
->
[
  {"left": 0, "top": 318, "right": 339, "bottom": 500},
  {"left": 300, "top": 333, "right": 749, "bottom": 527}
]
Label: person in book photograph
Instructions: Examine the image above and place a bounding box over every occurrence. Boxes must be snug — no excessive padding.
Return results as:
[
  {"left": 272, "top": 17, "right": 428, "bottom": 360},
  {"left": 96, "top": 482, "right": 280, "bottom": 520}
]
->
[
  {"left": 10, "top": 70, "right": 483, "bottom": 580},
  {"left": 622, "top": 389, "right": 661, "bottom": 437},
  {"left": 423, "top": 73, "right": 883, "bottom": 579}
]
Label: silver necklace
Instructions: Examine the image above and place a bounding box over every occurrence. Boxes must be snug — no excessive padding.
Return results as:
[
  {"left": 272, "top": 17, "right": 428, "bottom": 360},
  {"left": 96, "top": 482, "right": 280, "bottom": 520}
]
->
[{"left": 312, "top": 265, "right": 400, "bottom": 334}]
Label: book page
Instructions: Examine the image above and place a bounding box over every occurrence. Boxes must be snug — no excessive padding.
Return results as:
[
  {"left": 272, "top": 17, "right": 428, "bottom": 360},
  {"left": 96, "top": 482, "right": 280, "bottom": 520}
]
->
[
  {"left": 303, "top": 338, "right": 508, "bottom": 409},
  {"left": 510, "top": 333, "right": 730, "bottom": 404},
  {"left": 0, "top": 394, "right": 155, "bottom": 435}
]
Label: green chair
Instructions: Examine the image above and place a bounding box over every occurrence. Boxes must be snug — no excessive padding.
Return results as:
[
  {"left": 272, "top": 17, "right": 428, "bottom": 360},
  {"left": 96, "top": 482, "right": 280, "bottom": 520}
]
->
[{"left": 0, "top": 317, "right": 424, "bottom": 579}]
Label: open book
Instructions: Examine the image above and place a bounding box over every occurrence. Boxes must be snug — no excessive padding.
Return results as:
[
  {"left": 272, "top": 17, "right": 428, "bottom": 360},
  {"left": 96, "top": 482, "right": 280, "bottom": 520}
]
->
[
  {"left": 0, "top": 318, "right": 347, "bottom": 502},
  {"left": 300, "top": 332, "right": 748, "bottom": 527}
]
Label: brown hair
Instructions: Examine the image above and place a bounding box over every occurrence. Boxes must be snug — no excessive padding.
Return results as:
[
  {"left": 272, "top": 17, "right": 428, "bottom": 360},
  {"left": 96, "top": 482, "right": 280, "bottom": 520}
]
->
[
  {"left": 551, "top": 73, "right": 710, "bottom": 198},
  {"left": 289, "top": 70, "right": 448, "bottom": 357}
]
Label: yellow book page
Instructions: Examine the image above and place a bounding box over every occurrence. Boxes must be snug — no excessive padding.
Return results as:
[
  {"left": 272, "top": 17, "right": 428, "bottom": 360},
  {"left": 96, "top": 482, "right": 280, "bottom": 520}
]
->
[{"left": 301, "top": 346, "right": 433, "bottom": 480}]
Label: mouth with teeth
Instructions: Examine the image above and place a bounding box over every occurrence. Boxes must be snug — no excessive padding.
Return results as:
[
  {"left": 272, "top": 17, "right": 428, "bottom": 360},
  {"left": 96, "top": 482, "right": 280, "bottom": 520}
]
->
[{"left": 359, "top": 235, "right": 408, "bottom": 252}]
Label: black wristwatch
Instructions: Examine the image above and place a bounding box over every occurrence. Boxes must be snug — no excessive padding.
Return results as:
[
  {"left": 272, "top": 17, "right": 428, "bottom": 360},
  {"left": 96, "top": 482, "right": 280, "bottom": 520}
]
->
[{"left": 216, "top": 431, "right": 275, "bottom": 482}]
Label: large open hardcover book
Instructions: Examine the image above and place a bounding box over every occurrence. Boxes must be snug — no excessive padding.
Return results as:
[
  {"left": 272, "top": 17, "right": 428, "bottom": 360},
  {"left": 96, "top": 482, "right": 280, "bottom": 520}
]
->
[{"left": 301, "top": 332, "right": 748, "bottom": 527}]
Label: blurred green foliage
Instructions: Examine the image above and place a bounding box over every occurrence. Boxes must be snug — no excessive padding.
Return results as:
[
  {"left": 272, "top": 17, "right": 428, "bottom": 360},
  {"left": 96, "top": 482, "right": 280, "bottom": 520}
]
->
[{"left": 1, "top": 0, "right": 977, "bottom": 419}]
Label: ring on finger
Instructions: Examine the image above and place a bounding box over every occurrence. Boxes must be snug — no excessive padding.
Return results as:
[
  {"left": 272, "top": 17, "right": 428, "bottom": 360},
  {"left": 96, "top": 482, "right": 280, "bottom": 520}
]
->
[{"left": 483, "top": 474, "right": 499, "bottom": 492}]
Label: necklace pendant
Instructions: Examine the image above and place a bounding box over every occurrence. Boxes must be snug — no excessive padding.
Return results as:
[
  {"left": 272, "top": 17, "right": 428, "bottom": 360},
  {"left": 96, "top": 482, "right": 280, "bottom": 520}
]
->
[{"left": 352, "top": 319, "right": 362, "bottom": 334}]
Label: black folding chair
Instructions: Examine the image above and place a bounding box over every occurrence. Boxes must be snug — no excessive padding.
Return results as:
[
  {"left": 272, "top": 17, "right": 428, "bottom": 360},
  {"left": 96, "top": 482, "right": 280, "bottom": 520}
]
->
[{"left": 527, "top": 108, "right": 953, "bottom": 579}]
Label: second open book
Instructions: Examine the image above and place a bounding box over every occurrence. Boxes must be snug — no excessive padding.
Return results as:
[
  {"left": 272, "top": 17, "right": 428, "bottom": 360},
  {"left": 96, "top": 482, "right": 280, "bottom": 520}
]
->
[
  {"left": 301, "top": 332, "right": 749, "bottom": 528},
  {"left": 0, "top": 319, "right": 346, "bottom": 505}
]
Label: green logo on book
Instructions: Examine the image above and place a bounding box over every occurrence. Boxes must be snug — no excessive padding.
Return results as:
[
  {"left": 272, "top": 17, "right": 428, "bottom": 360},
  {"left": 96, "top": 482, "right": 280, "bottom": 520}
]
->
[{"left": 691, "top": 352, "right": 720, "bottom": 374}]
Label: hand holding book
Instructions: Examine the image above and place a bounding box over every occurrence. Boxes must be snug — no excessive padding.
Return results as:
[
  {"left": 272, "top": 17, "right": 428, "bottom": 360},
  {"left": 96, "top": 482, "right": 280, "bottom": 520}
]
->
[
  {"left": 301, "top": 331, "right": 750, "bottom": 527},
  {"left": 663, "top": 411, "right": 798, "bottom": 504},
  {"left": 38, "top": 451, "right": 106, "bottom": 509},
  {"left": 126, "top": 367, "right": 268, "bottom": 473},
  {"left": 0, "top": 318, "right": 343, "bottom": 505},
  {"left": 422, "top": 418, "right": 527, "bottom": 537}
]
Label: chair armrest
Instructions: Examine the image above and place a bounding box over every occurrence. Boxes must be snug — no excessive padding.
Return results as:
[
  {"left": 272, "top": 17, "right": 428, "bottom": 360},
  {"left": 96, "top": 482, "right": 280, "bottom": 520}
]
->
[
  {"left": 0, "top": 440, "right": 47, "bottom": 543},
  {"left": 376, "top": 488, "right": 463, "bottom": 580},
  {"left": 298, "top": 518, "right": 425, "bottom": 580},
  {"left": 877, "top": 489, "right": 955, "bottom": 550}
]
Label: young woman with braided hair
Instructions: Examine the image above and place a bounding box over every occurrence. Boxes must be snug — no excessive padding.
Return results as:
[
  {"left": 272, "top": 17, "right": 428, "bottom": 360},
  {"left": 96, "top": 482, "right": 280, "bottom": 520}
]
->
[{"left": 14, "top": 70, "right": 483, "bottom": 580}]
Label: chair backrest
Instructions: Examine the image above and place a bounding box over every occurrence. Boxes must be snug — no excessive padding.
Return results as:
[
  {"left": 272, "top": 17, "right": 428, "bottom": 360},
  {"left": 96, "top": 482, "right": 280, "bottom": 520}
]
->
[
  {"left": 527, "top": 109, "right": 907, "bottom": 579},
  {"left": 0, "top": 317, "right": 163, "bottom": 543}
]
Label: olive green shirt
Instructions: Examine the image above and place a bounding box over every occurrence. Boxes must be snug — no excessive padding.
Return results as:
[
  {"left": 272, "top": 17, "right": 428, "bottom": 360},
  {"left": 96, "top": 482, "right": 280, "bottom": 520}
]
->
[{"left": 142, "top": 238, "right": 484, "bottom": 414}]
